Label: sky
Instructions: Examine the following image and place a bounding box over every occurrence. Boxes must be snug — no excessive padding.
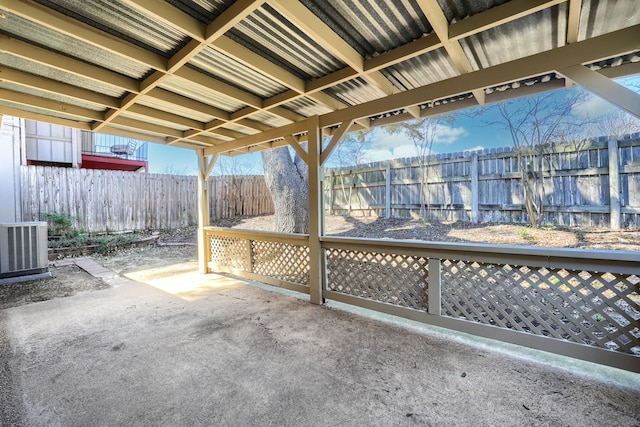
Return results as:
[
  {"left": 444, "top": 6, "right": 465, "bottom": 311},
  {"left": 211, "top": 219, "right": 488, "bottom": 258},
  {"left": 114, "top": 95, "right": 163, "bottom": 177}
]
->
[{"left": 147, "top": 76, "right": 640, "bottom": 176}]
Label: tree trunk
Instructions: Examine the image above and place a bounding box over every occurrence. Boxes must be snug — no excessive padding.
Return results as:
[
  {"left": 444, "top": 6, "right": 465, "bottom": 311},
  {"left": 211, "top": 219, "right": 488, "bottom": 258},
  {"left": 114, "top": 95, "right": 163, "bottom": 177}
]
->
[{"left": 261, "top": 146, "right": 309, "bottom": 233}]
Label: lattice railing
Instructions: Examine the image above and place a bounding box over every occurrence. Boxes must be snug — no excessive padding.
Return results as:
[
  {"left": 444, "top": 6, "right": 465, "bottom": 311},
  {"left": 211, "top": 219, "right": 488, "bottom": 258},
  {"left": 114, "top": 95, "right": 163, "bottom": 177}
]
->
[
  {"left": 209, "top": 234, "right": 249, "bottom": 271},
  {"left": 440, "top": 259, "right": 640, "bottom": 356},
  {"left": 205, "top": 228, "right": 310, "bottom": 288},
  {"left": 252, "top": 240, "right": 310, "bottom": 286},
  {"left": 205, "top": 229, "right": 639, "bottom": 368},
  {"left": 325, "top": 247, "right": 429, "bottom": 310}
]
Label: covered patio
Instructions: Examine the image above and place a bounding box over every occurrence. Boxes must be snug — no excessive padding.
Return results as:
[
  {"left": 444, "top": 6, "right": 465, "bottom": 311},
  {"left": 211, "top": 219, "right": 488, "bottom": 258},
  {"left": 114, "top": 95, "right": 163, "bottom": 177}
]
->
[{"left": 1, "top": 0, "right": 639, "bottom": 380}]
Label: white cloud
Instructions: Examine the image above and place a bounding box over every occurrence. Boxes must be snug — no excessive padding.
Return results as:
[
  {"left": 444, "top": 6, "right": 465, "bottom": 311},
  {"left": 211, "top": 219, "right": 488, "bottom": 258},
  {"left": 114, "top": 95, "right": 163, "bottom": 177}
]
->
[
  {"left": 433, "top": 124, "right": 468, "bottom": 144},
  {"left": 573, "top": 94, "right": 617, "bottom": 119}
]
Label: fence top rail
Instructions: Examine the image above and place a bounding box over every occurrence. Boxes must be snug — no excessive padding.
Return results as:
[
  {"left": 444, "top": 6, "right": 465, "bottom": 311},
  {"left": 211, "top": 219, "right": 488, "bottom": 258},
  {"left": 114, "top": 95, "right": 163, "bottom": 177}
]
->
[
  {"left": 204, "top": 226, "right": 310, "bottom": 244},
  {"left": 320, "top": 236, "right": 640, "bottom": 273}
]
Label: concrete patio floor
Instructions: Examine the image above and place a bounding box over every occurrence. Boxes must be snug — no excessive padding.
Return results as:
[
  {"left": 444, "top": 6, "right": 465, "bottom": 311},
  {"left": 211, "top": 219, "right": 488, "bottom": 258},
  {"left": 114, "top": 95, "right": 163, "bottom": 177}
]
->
[{"left": 1, "top": 262, "right": 639, "bottom": 426}]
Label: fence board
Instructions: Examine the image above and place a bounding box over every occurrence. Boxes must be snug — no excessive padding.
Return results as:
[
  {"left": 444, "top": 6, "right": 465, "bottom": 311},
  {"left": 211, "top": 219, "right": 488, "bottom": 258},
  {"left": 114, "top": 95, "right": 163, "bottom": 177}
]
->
[
  {"left": 326, "top": 137, "right": 640, "bottom": 228},
  {"left": 20, "top": 168, "right": 274, "bottom": 233}
]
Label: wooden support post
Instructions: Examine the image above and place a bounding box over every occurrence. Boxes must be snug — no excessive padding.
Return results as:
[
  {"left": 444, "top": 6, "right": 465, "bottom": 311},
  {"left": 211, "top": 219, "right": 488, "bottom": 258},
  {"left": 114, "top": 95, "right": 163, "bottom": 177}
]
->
[
  {"left": 470, "top": 153, "right": 479, "bottom": 224},
  {"left": 197, "top": 150, "right": 217, "bottom": 274},
  {"left": 385, "top": 163, "right": 391, "bottom": 219},
  {"left": 428, "top": 258, "right": 441, "bottom": 315},
  {"left": 608, "top": 139, "right": 621, "bottom": 230},
  {"left": 308, "top": 115, "right": 325, "bottom": 305}
]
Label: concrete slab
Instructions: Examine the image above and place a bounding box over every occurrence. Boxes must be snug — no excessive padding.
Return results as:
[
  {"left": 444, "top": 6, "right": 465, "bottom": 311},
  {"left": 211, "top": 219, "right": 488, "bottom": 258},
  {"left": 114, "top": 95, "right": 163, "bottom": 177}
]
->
[{"left": 1, "top": 269, "right": 639, "bottom": 426}]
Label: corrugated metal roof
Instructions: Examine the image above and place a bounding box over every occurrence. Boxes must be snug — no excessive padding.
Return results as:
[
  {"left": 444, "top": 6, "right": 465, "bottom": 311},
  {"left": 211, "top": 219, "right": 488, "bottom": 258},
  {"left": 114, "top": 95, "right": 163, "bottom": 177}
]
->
[
  {"left": 299, "top": 0, "right": 433, "bottom": 57},
  {"left": 460, "top": 5, "right": 567, "bottom": 70},
  {"left": 167, "top": 0, "right": 235, "bottom": 24},
  {"left": 382, "top": 48, "right": 459, "bottom": 91},
  {"left": 1, "top": 10, "right": 150, "bottom": 79},
  {"left": 0, "top": 54, "right": 127, "bottom": 98},
  {"left": 159, "top": 74, "right": 246, "bottom": 113},
  {"left": 34, "top": 0, "right": 189, "bottom": 56},
  {"left": 136, "top": 95, "right": 217, "bottom": 123},
  {"left": 0, "top": 0, "right": 637, "bottom": 152},
  {"left": 229, "top": 4, "right": 345, "bottom": 80},
  {"left": 249, "top": 111, "right": 295, "bottom": 128},
  {"left": 0, "top": 81, "right": 106, "bottom": 111},
  {"left": 578, "top": 0, "right": 640, "bottom": 41},
  {"left": 438, "top": 0, "right": 511, "bottom": 22},
  {"left": 118, "top": 111, "right": 190, "bottom": 131},
  {"left": 324, "top": 77, "right": 388, "bottom": 106},
  {"left": 283, "top": 98, "right": 334, "bottom": 117},
  {"left": 0, "top": 99, "right": 92, "bottom": 122},
  {"left": 190, "top": 47, "right": 288, "bottom": 98}
]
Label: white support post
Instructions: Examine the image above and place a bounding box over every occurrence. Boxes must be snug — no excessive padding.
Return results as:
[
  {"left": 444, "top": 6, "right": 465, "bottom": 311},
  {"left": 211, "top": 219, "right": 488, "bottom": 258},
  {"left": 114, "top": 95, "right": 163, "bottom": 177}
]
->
[
  {"left": 197, "top": 150, "right": 217, "bottom": 274},
  {"left": 608, "top": 139, "right": 621, "bottom": 230},
  {"left": 470, "top": 153, "right": 479, "bottom": 224},
  {"left": 308, "top": 115, "right": 325, "bottom": 305},
  {"left": 427, "top": 258, "right": 441, "bottom": 315}
]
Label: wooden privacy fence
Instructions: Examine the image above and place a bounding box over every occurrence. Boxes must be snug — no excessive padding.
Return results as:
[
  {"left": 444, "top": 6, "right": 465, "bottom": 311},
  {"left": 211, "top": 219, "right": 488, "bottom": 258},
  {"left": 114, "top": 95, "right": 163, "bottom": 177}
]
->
[
  {"left": 325, "top": 136, "right": 640, "bottom": 228},
  {"left": 20, "top": 166, "right": 273, "bottom": 233}
]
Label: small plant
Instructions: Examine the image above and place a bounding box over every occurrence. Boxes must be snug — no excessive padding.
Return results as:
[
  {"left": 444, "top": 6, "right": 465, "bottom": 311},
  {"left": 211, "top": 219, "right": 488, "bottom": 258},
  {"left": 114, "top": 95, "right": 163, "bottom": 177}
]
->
[
  {"left": 519, "top": 227, "right": 530, "bottom": 239},
  {"left": 40, "top": 212, "right": 76, "bottom": 237}
]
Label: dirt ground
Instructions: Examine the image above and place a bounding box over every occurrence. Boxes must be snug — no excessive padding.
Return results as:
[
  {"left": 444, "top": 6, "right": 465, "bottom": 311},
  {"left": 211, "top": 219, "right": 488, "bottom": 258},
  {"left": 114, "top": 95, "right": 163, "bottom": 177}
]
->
[{"left": 216, "top": 214, "right": 640, "bottom": 251}]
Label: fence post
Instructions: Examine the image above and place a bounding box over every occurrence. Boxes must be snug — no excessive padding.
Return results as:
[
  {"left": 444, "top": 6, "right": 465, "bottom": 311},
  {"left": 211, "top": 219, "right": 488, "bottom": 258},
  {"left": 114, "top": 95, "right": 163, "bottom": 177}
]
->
[
  {"left": 470, "top": 153, "right": 479, "bottom": 224},
  {"left": 428, "top": 258, "right": 441, "bottom": 315},
  {"left": 608, "top": 139, "right": 620, "bottom": 230},
  {"left": 328, "top": 170, "right": 334, "bottom": 215},
  {"left": 385, "top": 163, "right": 391, "bottom": 219}
]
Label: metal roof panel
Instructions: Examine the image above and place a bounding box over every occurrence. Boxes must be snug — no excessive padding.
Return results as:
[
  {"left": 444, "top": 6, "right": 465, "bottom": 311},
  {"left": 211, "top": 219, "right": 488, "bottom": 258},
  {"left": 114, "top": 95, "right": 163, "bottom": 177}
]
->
[
  {"left": 228, "top": 4, "right": 345, "bottom": 80},
  {"left": 1, "top": 10, "right": 151, "bottom": 79},
  {"left": 159, "top": 74, "right": 246, "bottom": 113},
  {"left": 459, "top": 4, "right": 567, "bottom": 70},
  {"left": 34, "top": 0, "right": 189, "bottom": 56},
  {"left": 299, "top": 0, "right": 433, "bottom": 57},
  {"left": 0, "top": 54, "right": 127, "bottom": 98},
  {"left": 190, "top": 47, "right": 288, "bottom": 98}
]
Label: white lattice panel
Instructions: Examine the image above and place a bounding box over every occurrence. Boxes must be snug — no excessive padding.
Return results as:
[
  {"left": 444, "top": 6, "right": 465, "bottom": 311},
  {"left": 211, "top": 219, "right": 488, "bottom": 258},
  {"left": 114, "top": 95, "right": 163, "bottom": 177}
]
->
[
  {"left": 208, "top": 235, "right": 249, "bottom": 271},
  {"left": 441, "top": 259, "right": 640, "bottom": 355},
  {"left": 325, "top": 248, "right": 429, "bottom": 310},
  {"left": 252, "top": 240, "right": 310, "bottom": 286}
]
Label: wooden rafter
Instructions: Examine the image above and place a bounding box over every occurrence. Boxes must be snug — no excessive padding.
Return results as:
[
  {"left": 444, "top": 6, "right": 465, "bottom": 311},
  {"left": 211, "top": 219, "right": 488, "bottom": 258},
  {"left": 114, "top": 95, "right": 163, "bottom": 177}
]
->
[{"left": 416, "top": 0, "right": 486, "bottom": 106}]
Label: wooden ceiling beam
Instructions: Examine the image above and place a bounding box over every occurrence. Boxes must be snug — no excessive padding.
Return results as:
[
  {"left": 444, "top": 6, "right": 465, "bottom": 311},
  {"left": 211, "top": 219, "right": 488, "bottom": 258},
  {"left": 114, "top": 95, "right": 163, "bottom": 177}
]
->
[
  {"left": 449, "top": 0, "right": 566, "bottom": 41},
  {"left": 0, "top": 67, "right": 119, "bottom": 109},
  {"left": 0, "top": 0, "right": 167, "bottom": 71},
  {"left": 0, "top": 88, "right": 104, "bottom": 121},
  {"left": 559, "top": 65, "right": 640, "bottom": 119},
  {"left": 319, "top": 25, "right": 640, "bottom": 129},
  {"left": 0, "top": 35, "right": 138, "bottom": 93},
  {"left": 145, "top": 88, "right": 230, "bottom": 122},
  {"left": 0, "top": 106, "right": 92, "bottom": 130},
  {"left": 269, "top": 0, "right": 396, "bottom": 96},
  {"left": 416, "top": 0, "right": 486, "bottom": 106}
]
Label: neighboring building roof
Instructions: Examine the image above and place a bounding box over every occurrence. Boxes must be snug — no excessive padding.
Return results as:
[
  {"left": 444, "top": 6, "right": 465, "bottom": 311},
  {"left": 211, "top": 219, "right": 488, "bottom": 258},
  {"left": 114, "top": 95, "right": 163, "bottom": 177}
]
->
[{"left": 0, "top": 0, "right": 638, "bottom": 156}]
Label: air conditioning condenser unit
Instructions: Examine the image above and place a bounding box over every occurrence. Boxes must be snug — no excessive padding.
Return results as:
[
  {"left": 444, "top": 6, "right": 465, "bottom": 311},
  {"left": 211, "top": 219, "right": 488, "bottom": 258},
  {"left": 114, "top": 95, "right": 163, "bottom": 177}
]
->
[{"left": 0, "top": 222, "right": 50, "bottom": 282}]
